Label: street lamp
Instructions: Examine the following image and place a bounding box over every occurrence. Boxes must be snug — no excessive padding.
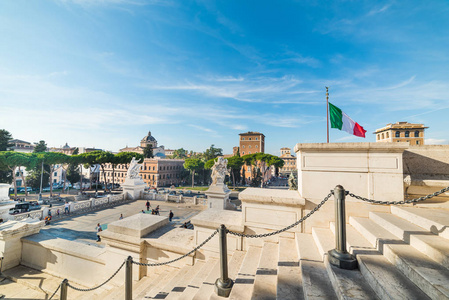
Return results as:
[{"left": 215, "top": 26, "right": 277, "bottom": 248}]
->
[{"left": 39, "top": 160, "right": 44, "bottom": 201}]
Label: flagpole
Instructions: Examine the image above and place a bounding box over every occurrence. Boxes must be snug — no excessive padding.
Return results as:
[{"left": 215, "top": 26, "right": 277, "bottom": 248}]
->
[{"left": 326, "top": 86, "right": 329, "bottom": 143}]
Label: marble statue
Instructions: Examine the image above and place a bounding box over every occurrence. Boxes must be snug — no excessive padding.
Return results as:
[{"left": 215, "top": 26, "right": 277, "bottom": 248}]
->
[
  {"left": 288, "top": 171, "right": 298, "bottom": 190},
  {"left": 211, "top": 157, "right": 229, "bottom": 185},
  {"left": 126, "top": 157, "right": 143, "bottom": 179}
]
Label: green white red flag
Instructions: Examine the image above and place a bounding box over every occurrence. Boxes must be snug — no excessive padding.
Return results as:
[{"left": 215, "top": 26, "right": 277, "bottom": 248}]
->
[{"left": 329, "top": 102, "right": 366, "bottom": 138}]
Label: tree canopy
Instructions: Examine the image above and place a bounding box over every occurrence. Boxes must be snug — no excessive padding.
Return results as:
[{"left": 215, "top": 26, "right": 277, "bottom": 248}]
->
[
  {"left": 0, "top": 129, "right": 13, "bottom": 151},
  {"left": 143, "top": 145, "right": 154, "bottom": 158},
  {"left": 184, "top": 158, "right": 205, "bottom": 188},
  {"left": 33, "top": 140, "right": 47, "bottom": 153},
  {"left": 172, "top": 148, "right": 187, "bottom": 159},
  {"left": 202, "top": 144, "right": 223, "bottom": 161}
]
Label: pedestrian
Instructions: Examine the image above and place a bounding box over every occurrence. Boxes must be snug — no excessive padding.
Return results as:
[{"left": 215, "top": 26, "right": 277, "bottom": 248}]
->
[
  {"left": 142, "top": 210, "right": 145, "bottom": 214},
  {"left": 48, "top": 209, "right": 52, "bottom": 218},
  {"left": 169, "top": 210, "right": 174, "bottom": 222},
  {"left": 155, "top": 205, "right": 160, "bottom": 215},
  {"left": 57, "top": 209, "right": 60, "bottom": 217},
  {"left": 119, "top": 214, "right": 124, "bottom": 220},
  {"left": 96, "top": 223, "right": 102, "bottom": 242},
  {"left": 64, "top": 201, "right": 70, "bottom": 215},
  {"left": 146, "top": 200, "right": 151, "bottom": 211}
]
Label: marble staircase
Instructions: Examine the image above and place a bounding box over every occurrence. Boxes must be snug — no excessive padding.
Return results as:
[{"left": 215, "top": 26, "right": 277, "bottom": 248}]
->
[{"left": 2, "top": 206, "right": 449, "bottom": 299}]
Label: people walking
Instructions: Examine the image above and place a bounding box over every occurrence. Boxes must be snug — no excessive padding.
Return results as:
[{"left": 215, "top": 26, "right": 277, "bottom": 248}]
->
[
  {"left": 146, "top": 200, "right": 151, "bottom": 211},
  {"left": 155, "top": 205, "right": 160, "bottom": 215},
  {"left": 96, "top": 223, "right": 102, "bottom": 242},
  {"left": 169, "top": 210, "right": 174, "bottom": 222},
  {"left": 64, "top": 201, "right": 70, "bottom": 215}
]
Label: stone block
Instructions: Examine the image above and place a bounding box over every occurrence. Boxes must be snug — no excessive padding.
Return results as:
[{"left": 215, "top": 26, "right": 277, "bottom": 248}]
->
[{"left": 107, "top": 214, "right": 169, "bottom": 238}]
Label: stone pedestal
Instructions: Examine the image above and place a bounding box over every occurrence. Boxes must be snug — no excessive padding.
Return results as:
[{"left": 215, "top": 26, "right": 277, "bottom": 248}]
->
[
  {"left": 100, "top": 214, "right": 169, "bottom": 281},
  {"left": 0, "top": 183, "right": 15, "bottom": 221},
  {"left": 0, "top": 218, "right": 45, "bottom": 271},
  {"left": 122, "top": 178, "right": 146, "bottom": 200},
  {"left": 205, "top": 184, "right": 231, "bottom": 210}
]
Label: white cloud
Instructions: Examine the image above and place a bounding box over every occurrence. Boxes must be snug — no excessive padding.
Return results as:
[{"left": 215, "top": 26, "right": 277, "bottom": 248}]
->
[{"left": 367, "top": 4, "right": 392, "bottom": 16}]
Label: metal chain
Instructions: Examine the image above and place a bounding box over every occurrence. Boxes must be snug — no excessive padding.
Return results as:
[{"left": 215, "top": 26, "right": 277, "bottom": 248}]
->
[
  {"left": 348, "top": 186, "right": 449, "bottom": 205},
  {"left": 67, "top": 261, "right": 125, "bottom": 292},
  {"left": 48, "top": 284, "right": 61, "bottom": 300},
  {"left": 133, "top": 229, "right": 219, "bottom": 267},
  {"left": 227, "top": 192, "right": 333, "bottom": 238}
]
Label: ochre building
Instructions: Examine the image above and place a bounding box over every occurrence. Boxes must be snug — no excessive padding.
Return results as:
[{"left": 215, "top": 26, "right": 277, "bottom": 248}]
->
[
  {"left": 374, "top": 122, "right": 427, "bottom": 146},
  {"left": 279, "top": 147, "right": 296, "bottom": 176},
  {"left": 101, "top": 158, "right": 185, "bottom": 187}
]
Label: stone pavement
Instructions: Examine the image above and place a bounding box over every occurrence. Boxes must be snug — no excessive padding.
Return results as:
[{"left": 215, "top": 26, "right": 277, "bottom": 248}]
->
[{"left": 40, "top": 198, "right": 204, "bottom": 247}]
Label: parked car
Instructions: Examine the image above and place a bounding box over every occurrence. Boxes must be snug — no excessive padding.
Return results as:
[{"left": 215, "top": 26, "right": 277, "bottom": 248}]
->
[
  {"left": 9, "top": 201, "right": 41, "bottom": 215},
  {"left": 168, "top": 191, "right": 176, "bottom": 196}
]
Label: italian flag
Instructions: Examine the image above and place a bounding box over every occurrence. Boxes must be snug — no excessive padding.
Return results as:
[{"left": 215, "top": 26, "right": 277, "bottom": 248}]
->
[{"left": 329, "top": 102, "right": 366, "bottom": 138}]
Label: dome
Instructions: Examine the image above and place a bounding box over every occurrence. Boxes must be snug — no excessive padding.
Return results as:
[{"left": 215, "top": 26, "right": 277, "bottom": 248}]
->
[{"left": 141, "top": 131, "right": 157, "bottom": 143}]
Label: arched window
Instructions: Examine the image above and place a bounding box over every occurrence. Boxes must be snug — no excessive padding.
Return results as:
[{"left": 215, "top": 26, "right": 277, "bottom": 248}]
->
[
  {"left": 415, "top": 131, "right": 420, "bottom": 137},
  {"left": 377, "top": 135, "right": 380, "bottom": 140},
  {"left": 381, "top": 133, "right": 384, "bottom": 139},
  {"left": 405, "top": 131, "right": 410, "bottom": 137},
  {"left": 386, "top": 132, "right": 389, "bottom": 138},
  {"left": 395, "top": 131, "right": 400, "bottom": 137}
]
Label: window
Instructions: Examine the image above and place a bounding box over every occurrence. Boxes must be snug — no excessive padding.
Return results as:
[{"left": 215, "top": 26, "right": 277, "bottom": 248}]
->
[
  {"left": 241, "top": 138, "right": 245, "bottom": 141},
  {"left": 242, "top": 145, "right": 245, "bottom": 148},
  {"left": 249, "top": 151, "right": 251, "bottom": 154},
  {"left": 242, "top": 152, "right": 245, "bottom": 155},
  {"left": 395, "top": 131, "right": 400, "bottom": 137},
  {"left": 416, "top": 141, "right": 420, "bottom": 145},
  {"left": 377, "top": 135, "right": 380, "bottom": 140},
  {"left": 415, "top": 131, "right": 420, "bottom": 137},
  {"left": 54, "top": 172, "right": 57, "bottom": 176},
  {"left": 249, "top": 138, "right": 251, "bottom": 140},
  {"left": 249, "top": 145, "right": 251, "bottom": 148},
  {"left": 381, "top": 133, "right": 384, "bottom": 139},
  {"left": 405, "top": 131, "right": 410, "bottom": 137},
  {"left": 255, "top": 145, "right": 258, "bottom": 148},
  {"left": 386, "top": 132, "right": 389, "bottom": 138},
  {"left": 255, "top": 137, "right": 258, "bottom": 140}
]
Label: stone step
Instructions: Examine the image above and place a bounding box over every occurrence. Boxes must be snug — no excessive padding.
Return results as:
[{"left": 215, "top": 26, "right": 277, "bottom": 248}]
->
[
  {"left": 165, "top": 260, "right": 206, "bottom": 300},
  {"left": 296, "top": 233, "right": 336, "bottom": 300},
  {"left": 191, "top": 257, "right": 222, "bottom": 300},
  {"left": 177, "top": 258, "right": 218, "bottom": 300},
  {"left": 313, "top": 226, "right": 377, "bottom": 300},
  {"left": 133, "top": 271, "right": 166, "bottom": 300},
  {"left": 330, "top": 222, "right": 430, "bottom": 300},
  {"left": 251, "top": 242, "right": 279, "bottom": 300},
  {"left": 2, "top": 264, "right": 104, "bottom": 300},
  {"left": 391, "top": 206, "right": 449, "bottom": 240},
  {"left": 0, "top": 277, "right": 47, "bottom": 300},
  {"left": 312, "top": 227, "right": 335, "bottom": 260},
  {"left": 209, "top": 250, "right": 247, "bottom": 300},
  {"left": 350, "top": 216, "right": 449, "bottom": 300},
  {"left": 324, "top": 257, "right": 378, "bottom": 300},
  {"left": 369, "top": 212, "right": 449, "bottom": 268},
  {"left": 152, "top": 264, "right": 194, "bottom": 299},
  {"left": 276, "top": 238, "right": 302, "bottom": 300},
  {"left": 229, "top": 246, "right": 262, "bottom": 300},
  {"left": 136, "top": 266, "right": 180, "bottom": 299}
]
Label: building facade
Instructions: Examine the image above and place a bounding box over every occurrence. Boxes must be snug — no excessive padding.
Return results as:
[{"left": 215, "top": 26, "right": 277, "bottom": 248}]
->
[
  {"left": 374, "top": 122, "right": 427, "bottom": 146},
  {"left": 279, "top": 147, "right": 296, "bottom": 176},
  {"left": 101, "top": 158, "right": 185, "bottom": 188},
  {"left": 11, "top": 139, "right": 34, "bottom": 153},
  {"left": 120, "top": 131, "right": 166, "bottom": 158},
  {"left": 239, "top": 131, "right": 265, "bottom": 156}
]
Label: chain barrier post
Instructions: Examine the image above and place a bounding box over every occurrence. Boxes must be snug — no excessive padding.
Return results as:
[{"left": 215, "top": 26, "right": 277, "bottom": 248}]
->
[
  {"left": 60, "top": 279, "right": 68, "bottom": 300},
  {"left": 125, "top": 256, "right": 133, "bottom": 300},
  {"left": 328, "top": 185, "right": 358, "bottom": 270},
  {"left": 215, "top": 224, "right": 233, "bottom": 297}
]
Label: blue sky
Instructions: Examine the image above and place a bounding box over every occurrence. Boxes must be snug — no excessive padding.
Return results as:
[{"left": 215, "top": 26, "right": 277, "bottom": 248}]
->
[{"left": 1, "top": 0, "right": 448, "bottom": 155}]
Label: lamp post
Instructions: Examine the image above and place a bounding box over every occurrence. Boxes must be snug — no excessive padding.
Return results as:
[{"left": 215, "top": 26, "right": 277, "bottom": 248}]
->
[{"left": 39, "top": 160, "right": 44, "bottom": 201}]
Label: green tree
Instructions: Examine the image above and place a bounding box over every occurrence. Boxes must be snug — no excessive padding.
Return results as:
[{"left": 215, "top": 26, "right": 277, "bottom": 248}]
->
[
  {"left": 0, "top": 152, "right": 37, "bottom": 197},
  {"left": 183, "top": 158, "right": 204, "bottom": 188},
  {"left": 172, "top": 148, "right": 187, "bottom": 159},
  {"left": 0, "top": 129, "right": 13, "bottom": 183},
  {"left": 143, "top": 145, "right": 154, "bottom": 158},
  {"left": 0, "top": 129, "right": 13, "bottom": 151},
  {"left": 227, "top": 156, "right": 244, "bottom": 189},
  {"left": 202, "top": 144, "right": 223, "bottom": 161},
  {"left": 33, "top": 140, "right": 47, "bottom": 153},
  {"left": 35, "top": 152, "right": 70, "bottom": 196},
  {"left": 241, "top": 153, "right": 284, "bottom": 188}
]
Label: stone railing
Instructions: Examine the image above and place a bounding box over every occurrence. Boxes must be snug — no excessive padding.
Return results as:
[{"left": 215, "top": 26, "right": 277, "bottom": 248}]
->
[
  {"left": 142, "top": 192, "right": 208, "bottom": 206},
  {"left": 13, "top": 210, "right": 44, "bottom": 221},
  {"left": 13, "top": 193, "right": 127, "bottom": 221}
]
